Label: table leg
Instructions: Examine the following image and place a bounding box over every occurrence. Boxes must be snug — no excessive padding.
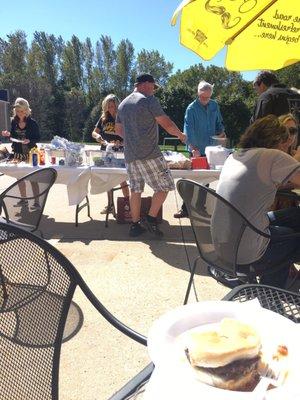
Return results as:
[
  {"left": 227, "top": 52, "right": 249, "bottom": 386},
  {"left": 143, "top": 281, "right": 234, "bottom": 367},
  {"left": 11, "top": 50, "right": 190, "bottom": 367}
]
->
[{"left": 75, "top": 196, "right": 91, "bottom": 227}]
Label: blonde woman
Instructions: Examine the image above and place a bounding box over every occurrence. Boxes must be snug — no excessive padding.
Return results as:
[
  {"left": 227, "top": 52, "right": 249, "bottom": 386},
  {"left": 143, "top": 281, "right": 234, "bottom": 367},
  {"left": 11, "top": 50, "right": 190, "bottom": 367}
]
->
[
  {"left": 1, "top": 97, "right": 40, "bottom": 161},
  {"left": 1, "top": 98, "right": 40, "bottom": 208},
  {"left": 92, "top": 94, "right": 129, "bottom": 213},
  {"left": 92, "top": 94, "right": 122, "bottom": 145}
]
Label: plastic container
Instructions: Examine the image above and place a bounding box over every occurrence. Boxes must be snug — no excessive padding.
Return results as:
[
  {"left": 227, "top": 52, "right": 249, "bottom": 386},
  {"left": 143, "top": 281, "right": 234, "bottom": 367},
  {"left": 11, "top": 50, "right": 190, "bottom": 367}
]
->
[
  {"left": 31, "top": 147, "right": 39, "bottom": 166},
  {"left": 205, "top": 145, "right": 231, "bottom": 169},
  {"left": 39, "top": 146, "right": 45, "bottom": 165},
  {"left": 191, "top": 156, "right": 209, "bottom": 169},
  {"left": 32, "top": 152, "right": 38, "bottom": 166}
]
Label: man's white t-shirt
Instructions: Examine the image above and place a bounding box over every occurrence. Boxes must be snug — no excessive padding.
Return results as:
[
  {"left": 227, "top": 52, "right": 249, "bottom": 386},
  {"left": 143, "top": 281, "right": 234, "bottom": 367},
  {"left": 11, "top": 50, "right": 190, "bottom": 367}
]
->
[{"left": 216, "top": 148, "right": 300, "bottom": 264}]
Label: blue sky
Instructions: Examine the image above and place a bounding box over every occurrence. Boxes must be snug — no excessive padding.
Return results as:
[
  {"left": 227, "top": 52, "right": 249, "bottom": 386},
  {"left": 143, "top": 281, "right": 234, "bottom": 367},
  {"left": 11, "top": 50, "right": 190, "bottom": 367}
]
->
[{"left": 0, "top": 0, "right": 256, "bottom": 81}]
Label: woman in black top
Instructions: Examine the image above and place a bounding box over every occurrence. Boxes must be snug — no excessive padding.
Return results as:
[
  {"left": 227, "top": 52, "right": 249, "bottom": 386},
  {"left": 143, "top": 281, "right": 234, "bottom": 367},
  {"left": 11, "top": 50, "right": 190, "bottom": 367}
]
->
[
  {"left": 1, "top": 97, "right": 41, "bottom": 208},
  {"left": 1, "top": 97, "right": 40, "bottom": 161},
  {"left": 92, "top": 94, "right": 124, "bottom": 146},
  {"left": 92, "top": 94, "right": 129, "bottom": 213}
]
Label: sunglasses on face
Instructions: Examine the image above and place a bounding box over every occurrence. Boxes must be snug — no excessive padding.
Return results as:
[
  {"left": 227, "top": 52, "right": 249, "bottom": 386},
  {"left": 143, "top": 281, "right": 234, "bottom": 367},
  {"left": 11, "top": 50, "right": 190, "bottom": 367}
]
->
[{"left": 289, "top": 127, "right": 298, "bottom": 135}]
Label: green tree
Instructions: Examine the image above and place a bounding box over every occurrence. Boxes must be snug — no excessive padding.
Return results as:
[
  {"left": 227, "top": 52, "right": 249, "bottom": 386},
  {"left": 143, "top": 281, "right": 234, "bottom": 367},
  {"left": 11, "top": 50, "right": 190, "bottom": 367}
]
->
[
  {"left": 28, "top": 32, "right": 65, "bottom": 139},
  {"left": 276, "top": 62, "right": 300, "bottom": 89},
  {"left": 61, "top": 35, "right": 84, "bottom": 90},
  {"left": 83, "top": 101, "right": 101, "bottom": 143},
  {"left": 95, "top": 35, "right": 116, "bottom": 93},
  {"left": 0, "top": 31, "right": 29, "bottom": 100},
  {"left": 136, "top": 49, "right": 173, "bottom": 85},
  {"left": 64, "top": 88, "right": 86, "bottom": 141},
  {"left": 114, "top": 39, "right": 135, "bottom": 98},
  {"left": 83, "top": 38, "right": 101, "bottom": 107}
]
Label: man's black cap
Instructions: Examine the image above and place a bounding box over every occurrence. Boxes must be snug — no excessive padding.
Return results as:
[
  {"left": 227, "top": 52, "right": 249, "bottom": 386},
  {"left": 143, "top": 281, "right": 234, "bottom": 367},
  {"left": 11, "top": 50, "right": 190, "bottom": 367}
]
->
[{"left": 135, "top": 73, "right": 160, "bottom": 89}]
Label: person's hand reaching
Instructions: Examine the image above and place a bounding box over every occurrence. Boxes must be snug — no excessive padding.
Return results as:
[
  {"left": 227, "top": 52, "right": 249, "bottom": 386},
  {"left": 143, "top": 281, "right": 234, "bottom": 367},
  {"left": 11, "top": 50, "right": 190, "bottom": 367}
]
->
[
  {"left": 1, "top": 130, "right": 10, "bottom": 137},
  {"left": 192, "top": 149, "right": 201, "bottom": 157},
  {"left": 178, "top": 132, "right": 186, "bottom": 143}
]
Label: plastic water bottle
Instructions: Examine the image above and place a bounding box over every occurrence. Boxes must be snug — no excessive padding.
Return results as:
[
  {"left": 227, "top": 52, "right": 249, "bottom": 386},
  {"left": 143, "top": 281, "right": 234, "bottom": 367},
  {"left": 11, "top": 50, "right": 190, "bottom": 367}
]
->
[{"left": 31, "top": 147, "right": 39, "bottom": 166}]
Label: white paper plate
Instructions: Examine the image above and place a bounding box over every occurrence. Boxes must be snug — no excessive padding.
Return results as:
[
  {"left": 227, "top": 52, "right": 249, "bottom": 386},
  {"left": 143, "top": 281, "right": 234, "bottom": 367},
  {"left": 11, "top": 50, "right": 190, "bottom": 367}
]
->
[
  {"left": 146, "top": 301, "right": 300, "bottom": 400},
  {"left": 211, "top": 136, "right": 227, "bottom": 141},
  {"left": 10, "top": 138, "right": 24, "bottom": 143}
]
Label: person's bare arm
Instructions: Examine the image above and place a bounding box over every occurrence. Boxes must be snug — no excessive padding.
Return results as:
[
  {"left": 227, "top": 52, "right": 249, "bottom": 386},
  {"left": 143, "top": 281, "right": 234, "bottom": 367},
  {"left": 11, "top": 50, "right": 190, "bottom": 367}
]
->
[
  {"left": 289, "top": 169, "right": 300, "bottom": 188},
  {"left": 115, "top": 122, "right": 124, "bottom": 138},
  {"left": 92, "top": 127, "right": 105, "bottom": 144},
  {"left": 155, "top": 115, "right": 186, "bottom": 143}
]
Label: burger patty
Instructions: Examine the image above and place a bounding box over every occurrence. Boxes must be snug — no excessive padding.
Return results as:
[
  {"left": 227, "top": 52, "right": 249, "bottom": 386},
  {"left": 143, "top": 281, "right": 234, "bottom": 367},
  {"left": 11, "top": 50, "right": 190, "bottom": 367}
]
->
[
  {"left": 196, "top": 356, "right": 260, "bottom": 380},
  {"left": 185, "top": 349, "right": 260, "bottom": 380}
]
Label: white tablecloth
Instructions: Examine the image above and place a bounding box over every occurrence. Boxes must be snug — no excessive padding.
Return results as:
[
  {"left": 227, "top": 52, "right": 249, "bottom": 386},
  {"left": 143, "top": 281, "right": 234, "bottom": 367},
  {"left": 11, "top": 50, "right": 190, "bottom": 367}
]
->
[
  {"left": 0, "top": 164, "right": 90, "bottom": 206},
  {"left": 90, "top": 167, "right": 220, "bottom": 194},
  {"left": 0, "top": 163, "right": 221, "bottom": 206}
]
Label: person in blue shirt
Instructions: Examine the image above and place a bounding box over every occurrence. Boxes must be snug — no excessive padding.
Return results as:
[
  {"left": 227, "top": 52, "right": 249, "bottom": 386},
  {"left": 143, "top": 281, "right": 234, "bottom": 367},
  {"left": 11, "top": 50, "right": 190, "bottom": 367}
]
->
[{"left": 174, "top": 81, "right": 226, "bottom": 218}]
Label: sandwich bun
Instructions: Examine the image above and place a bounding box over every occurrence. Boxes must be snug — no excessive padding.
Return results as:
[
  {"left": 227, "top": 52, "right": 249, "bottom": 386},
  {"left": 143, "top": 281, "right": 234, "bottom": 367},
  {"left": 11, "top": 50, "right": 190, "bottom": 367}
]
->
[
  {"left": 186, "top": 318, "right": 261, "bottom": 368},
  {"left": 185, "top": 318, "right": 261, "bottom": 391}
]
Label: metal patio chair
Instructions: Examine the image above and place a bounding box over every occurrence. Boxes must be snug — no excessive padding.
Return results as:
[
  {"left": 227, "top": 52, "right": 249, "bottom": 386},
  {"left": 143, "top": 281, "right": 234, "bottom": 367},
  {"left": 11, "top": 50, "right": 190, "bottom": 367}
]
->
[
  {"left": 0, "top": 167, "right": 57, "bottom": 234},
  {"left": 0, "top": 221, "right": 147, "bottom": 399},
  {"left": 177, "top": 179, "right": 300, "bottom": 304}
]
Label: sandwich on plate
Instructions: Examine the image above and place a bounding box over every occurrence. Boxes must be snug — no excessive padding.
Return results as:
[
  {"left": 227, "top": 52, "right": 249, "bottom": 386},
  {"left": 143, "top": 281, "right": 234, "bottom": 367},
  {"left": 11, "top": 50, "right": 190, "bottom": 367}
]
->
[{"left": 185, "top": 318, "right": 261, "bottom": 391}]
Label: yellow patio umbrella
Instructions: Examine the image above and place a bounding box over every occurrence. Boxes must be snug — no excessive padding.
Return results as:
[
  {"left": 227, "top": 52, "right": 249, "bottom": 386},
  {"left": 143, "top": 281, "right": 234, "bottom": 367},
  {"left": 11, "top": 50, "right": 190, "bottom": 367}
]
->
[{"left": 171, "top": 0, "right": 300, "bottom": 71}]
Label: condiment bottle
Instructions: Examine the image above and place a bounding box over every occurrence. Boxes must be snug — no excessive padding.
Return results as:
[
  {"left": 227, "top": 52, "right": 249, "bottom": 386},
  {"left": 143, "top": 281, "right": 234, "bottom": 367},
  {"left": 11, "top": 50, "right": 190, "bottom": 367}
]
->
[
  {"left": 31, "top": 147, "right": 39, "bottom": 166},
  {"left": 39, "top": 145, "right": 45, "bottom": 166},
  {"left": 28, "top": 147, "right": 33, "bottom": 164}
]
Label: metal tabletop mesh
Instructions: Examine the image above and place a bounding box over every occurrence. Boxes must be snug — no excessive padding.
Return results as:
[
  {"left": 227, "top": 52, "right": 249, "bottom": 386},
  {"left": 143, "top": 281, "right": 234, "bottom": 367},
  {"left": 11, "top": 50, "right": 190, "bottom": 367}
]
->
[{"left": 223, "top": 284, "right": 300, "bottom": 323}]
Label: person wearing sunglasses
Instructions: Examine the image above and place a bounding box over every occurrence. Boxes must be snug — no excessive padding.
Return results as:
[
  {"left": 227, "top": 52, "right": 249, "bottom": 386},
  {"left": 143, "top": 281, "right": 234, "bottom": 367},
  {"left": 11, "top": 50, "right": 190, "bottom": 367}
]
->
[
  {"left": 270, "top": 113, "right": 300, "bottom": 215},
  {"left": 278, "top": 113, "right": 299, "bottom": 158}
]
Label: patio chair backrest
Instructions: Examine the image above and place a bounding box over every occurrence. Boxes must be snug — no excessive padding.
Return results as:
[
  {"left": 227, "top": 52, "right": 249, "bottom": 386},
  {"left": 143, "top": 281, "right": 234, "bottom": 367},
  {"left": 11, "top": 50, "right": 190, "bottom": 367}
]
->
[
  {"left": 0, "top": 221, "right": 146, "bottom": 400},
  {"left": 176, "top": 179, "right": 270, "bottom": 277},
  {"left": 0, "top": 168, "right": 57, "bottom": 232}
]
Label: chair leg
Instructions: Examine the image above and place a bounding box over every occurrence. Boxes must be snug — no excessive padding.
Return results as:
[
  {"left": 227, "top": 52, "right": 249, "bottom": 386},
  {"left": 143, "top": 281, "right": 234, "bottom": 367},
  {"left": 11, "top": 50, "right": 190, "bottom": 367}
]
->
[{"left": 183, "top": 255, "right": 202, "bottom": 305}]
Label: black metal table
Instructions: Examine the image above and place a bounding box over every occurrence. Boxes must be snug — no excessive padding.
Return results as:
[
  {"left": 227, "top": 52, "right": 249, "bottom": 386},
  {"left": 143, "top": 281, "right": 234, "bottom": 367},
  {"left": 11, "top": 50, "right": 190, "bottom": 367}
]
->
[{"left": 109, "top": 284, "right": 300, "bottom": 400}]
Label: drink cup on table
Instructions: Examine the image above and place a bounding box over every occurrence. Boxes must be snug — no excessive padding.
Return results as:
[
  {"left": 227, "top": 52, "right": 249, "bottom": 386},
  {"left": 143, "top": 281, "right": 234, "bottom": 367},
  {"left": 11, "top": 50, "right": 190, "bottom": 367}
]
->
[{"left": 191, "top": 156, "right": 209, "bottom": 169}]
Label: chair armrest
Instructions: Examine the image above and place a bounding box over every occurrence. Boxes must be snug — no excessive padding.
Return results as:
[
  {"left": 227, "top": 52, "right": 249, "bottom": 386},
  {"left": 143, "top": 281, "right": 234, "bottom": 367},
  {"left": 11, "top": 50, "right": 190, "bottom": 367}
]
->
[{"left": 108, "top": 363, "right": 154, "bottom": 400}]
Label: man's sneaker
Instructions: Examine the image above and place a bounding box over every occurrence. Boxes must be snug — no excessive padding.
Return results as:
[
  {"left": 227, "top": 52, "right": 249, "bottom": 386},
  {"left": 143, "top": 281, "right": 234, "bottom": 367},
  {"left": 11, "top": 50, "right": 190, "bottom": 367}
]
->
[
  {"left": 173, "top": 208, "right": 188, "bottom": 218},
  {"left": 13, "top": 199, "right": 28, "bottom": 207},
  {"left": 129, "top": 221, "right": 146, "bottom": 237},
  {"left": 100, "top": 205, "right": 113, "bottom": 215},
  {"left": 30, "top": 202, "right": 41, "bottom": 210},
  {"left": 144, "top": 217, "right": 164, "bottom": 238}
]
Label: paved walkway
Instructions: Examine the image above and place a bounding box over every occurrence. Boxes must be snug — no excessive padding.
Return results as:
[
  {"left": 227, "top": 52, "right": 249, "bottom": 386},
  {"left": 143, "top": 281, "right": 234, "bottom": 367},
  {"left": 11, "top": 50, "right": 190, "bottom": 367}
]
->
[{"left": 0, "top": 175, "right": 298, "bottom": 399}]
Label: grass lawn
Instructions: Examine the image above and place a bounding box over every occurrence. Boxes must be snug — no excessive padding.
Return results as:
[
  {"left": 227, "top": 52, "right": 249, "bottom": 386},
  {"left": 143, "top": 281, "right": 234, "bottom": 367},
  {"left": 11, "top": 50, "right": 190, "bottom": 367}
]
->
[{"left": 159, "top": 144, "right": 190, "bottom": 158}]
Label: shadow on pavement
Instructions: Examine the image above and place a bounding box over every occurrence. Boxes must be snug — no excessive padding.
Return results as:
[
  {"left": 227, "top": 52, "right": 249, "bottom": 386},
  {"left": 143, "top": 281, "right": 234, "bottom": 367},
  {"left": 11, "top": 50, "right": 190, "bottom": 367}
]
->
[{"left": 39, "top": 215, "right": 210, "bottom": 276}]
